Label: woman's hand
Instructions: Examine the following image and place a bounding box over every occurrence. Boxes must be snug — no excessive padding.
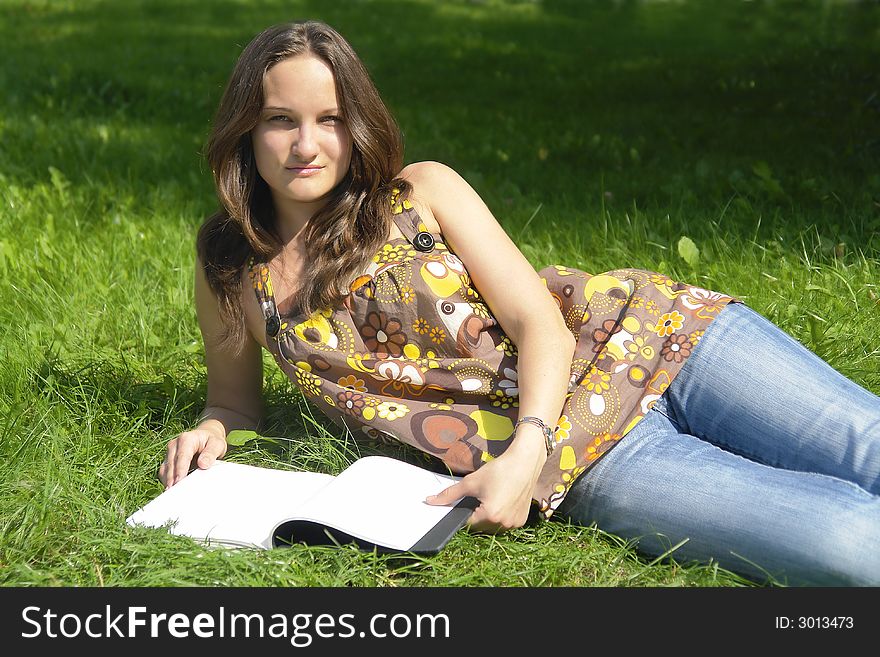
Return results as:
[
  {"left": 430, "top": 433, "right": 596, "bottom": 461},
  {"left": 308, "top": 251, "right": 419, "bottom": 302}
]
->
[
  {"left": 425, "top": 427, "right": 547, "bottom": 533},
  {"left": 158, "top": 426, "right": 228, "bottom": 489}
]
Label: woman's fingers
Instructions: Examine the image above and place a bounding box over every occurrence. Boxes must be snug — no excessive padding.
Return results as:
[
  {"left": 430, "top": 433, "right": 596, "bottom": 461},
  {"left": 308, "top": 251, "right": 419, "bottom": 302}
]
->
[
  {"left": 160, "top": 432, "right": 200, "bottom": 488},
  {"left": 434, "top": 464, "right": 534, "bottom": 533},
  {"left": 425, "top": 479, "right": 470, "bottom": 506},
  {"left": 159, "top": 439, "right": 179, "bottom": 488},
  {"left": 196, "top": 435, "right": 227, "bottom": 469},
  {"left": 159, "top": 431, "right": 227, "bottom": 488},
  {"left": 426, "top": 473, "right": 509, "bottom": 532},
  {"left": 171, "top": 433, "right": 200, "bottom": 487}
]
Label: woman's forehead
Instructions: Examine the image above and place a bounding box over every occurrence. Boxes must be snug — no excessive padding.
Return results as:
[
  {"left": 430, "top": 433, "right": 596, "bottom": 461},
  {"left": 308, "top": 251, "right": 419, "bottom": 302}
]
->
[{"left": 263, "top": 55, "right": 339, "bottom": 109}]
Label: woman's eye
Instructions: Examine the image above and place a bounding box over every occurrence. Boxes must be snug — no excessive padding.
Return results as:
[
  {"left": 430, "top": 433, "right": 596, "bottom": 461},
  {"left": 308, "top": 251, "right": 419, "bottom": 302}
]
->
[
  {"left": 268, "top": 115, "right": 291, "bottom": 123},
  {"left": 321, "top": 115, "right": 343, "bottom": 125}
]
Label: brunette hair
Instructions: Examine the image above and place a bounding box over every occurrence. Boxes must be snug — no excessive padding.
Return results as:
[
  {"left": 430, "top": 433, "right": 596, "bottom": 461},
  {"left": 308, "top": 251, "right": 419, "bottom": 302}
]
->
[{"left": 198, "top": 20, "right": 410, "bottom": 349}]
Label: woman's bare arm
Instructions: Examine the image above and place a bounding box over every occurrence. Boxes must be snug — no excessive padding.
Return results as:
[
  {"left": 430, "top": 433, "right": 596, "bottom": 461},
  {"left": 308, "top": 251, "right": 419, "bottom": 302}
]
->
[
  {"left": 158, "top": 258, "right": 264, "bottom": 488},
  {"left": 405, "top": 161, "right": 576, "bottom": 531}
]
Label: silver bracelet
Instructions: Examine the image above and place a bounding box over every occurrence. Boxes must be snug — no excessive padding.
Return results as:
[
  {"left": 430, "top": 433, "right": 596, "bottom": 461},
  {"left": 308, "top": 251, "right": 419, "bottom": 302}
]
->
[{"left": 514, "top": 416, "right": 555, "bottom": 456}]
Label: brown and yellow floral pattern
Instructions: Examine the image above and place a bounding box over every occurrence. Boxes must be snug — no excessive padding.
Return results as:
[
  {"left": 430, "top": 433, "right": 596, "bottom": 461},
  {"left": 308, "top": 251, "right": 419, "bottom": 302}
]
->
[{"left": 250, "top": 195, "right": 737, "bottom": 518}]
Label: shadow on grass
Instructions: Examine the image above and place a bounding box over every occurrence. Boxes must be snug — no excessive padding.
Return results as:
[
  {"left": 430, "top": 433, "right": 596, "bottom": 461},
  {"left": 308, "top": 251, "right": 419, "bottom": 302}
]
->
[
  {"left": 29, "top": 350, "right": 448, "bottom": 473},
  {"left": 1, "top": 0, "right": 878, "bottom": 244}
]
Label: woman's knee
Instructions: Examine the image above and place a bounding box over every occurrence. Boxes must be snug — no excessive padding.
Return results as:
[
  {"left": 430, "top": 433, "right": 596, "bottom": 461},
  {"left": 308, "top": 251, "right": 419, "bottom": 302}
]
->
[{"left": 793, "top": 503, "right": 880, "bottom": 586}]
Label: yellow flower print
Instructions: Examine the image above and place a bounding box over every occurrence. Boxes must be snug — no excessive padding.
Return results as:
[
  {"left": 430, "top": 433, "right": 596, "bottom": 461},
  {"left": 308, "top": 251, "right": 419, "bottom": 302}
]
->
[
  {"left": 337, "top": 374, "right": 367, "bottom": 392},
  {"left": 629, "top": 296, "right": 645, "bottom": 309},
  {"left": 689, "top": 329, "right": 705, "bottom": 346},
  {"left": 495, "top": 335, "right": 517, "bottom": 357},
  {"left": 399, "top": 285, "right": 416, "bottom": 304},
  {"left": 645, "top": 299, "right": 660, "bottom": 315},
  {"left": 376, "top": 401, "right": 410, "bottom": 420},
  {"left": 469, "top": 301, "right": 491, "bottom": 319},
  {"left": 294, "top": 369, "right": 322, "bottom": 397},
  {"left": 489, "top": 391, "right": 518, "bottom": 409},
  {"left": 626, "top": 334, "right": 655, "bottom": 360},
  {"left": 293, "top": 308, "right": 336, "bottom": 348},
  {"left": 413, "top": 318, "right": 430, "bottom": 334},
  {"left": 417, "top": 349, "right": 441, "bottom": 370},
  {"left": 346, "top": 352, "right": 374, "bottom": 375},
  {"left": 650, "top": 273, "right": 674, "bottom": 286},
  {"left": 585, "top": 432, "right": 621, "bottom": 462},
  {"left": 392, "top": 244, "right": 416, "bottom": 259},
  {"left": 374, "top": 243, "right": 416, "bottom": 265},
  {"left": 653, "top": 311, "right": 684, "bottom": 337},
  {"left": 390, "top": 188, "right": 414, "bottom": 215},
  {"left": 560, "top": 465, "right": 586, "bottom": 485},
  {"left": 429, "top": 326, "right": 447, "bottom": 344},
  {"left": 460, "top": 274, "right": 481, "bottom": 300},
  {"left": 249, "top": 262, "right": 273, "bottom": 297},
  {"left": 582, "top": 365, "right": 611, "bottom": 394},
  {"left": 554, "top": 415, "right": 573, "bottom": 444}
]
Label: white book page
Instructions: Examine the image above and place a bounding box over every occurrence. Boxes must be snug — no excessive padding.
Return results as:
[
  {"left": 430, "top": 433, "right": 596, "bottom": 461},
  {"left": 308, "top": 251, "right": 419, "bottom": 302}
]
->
[
  {"left": 282, "top": 456, "right": 461, "bottom": 552},
  {"left": 126, "top": 461, "right": 333, "bottom": 548}
]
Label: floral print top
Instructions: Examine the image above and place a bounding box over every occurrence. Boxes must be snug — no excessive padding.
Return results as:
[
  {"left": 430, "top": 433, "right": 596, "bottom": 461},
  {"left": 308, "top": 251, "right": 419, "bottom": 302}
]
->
[{"left": 248, "top": 191, "right": 738, "bottom": 519}]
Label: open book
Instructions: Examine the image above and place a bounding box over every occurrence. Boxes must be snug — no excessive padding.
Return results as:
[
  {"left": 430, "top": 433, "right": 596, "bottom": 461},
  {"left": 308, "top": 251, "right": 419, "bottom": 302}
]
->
[{"left": 126, "top": 456, "right": 477, "bottom": 554}]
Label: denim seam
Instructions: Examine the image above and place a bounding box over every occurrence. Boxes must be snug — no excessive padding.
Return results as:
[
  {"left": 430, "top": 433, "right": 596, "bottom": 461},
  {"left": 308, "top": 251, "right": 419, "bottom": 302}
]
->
[
  {"left": 655, "top": 396, "right": 790, "bottom": 470},
  {"left": 705, "top": 435, "right": 785, "bottom": 469},
  {"left": 649, "top": 403, "right": 684, "bottom": 434}
]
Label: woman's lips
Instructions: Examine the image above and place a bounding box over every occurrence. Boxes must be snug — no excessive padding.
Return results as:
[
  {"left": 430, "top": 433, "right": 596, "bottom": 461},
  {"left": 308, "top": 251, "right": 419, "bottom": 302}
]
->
[{"left": 286, "top": 166, "right": 323, "bottom": 177}]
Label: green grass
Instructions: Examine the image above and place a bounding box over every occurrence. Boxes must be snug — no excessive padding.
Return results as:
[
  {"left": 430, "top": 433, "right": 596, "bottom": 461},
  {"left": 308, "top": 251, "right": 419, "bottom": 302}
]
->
[{"left": 1, "top": 0, "right": 878, "bottom": 588}]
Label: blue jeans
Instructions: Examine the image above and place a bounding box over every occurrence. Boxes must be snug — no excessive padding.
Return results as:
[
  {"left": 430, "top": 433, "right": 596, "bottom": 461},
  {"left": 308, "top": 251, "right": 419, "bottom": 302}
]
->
[{"left": 556, "top": 302, "right": 880, "bottom": 586}]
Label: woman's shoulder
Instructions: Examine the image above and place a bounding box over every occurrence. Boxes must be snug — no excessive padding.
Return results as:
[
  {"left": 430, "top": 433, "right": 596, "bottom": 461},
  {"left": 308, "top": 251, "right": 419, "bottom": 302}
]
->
[
  {"left": 398, "top": 160, "right": 462, "bottom": 191},
  {"left": 396, "top": 161, "right": 472, "bottom": 234}
]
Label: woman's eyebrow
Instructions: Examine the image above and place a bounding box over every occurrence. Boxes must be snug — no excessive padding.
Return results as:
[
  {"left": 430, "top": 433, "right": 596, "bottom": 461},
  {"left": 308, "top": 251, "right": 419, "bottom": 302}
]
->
[{"left": 262, "top": 105, "right": 341, "bottom": 114}]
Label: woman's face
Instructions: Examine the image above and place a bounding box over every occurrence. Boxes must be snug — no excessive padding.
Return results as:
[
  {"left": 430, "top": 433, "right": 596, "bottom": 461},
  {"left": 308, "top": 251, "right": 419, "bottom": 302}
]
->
[{"left": 251, "top": 54, "right": 353, "bottom": 221}]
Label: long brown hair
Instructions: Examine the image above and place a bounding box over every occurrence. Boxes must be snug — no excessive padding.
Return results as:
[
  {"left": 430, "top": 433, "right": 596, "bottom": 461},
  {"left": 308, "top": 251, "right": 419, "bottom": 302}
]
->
[{"left": 198, "top": 20, "right": 410, "bottom": 349}]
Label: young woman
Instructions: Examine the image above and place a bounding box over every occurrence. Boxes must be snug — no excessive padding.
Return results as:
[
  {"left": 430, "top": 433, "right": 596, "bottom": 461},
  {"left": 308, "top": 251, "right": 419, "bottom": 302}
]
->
[{"left": 159, "top": 21, "right": 880, "bottom": 586}]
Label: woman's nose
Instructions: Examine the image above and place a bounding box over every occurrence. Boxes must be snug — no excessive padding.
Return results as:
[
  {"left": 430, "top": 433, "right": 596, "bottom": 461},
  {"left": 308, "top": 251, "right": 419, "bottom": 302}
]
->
[{"left": 292, "top": 124, "right": 319, "bottom": 161}]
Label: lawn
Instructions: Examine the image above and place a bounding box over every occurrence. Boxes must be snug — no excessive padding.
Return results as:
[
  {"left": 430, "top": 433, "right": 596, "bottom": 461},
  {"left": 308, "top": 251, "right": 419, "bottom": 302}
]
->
[{"left": 1, "top": 0, "right": 878, "bottom": 588}]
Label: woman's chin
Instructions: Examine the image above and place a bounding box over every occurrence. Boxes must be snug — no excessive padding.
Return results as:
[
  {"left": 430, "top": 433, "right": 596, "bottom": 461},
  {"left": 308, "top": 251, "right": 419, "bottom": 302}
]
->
[{"left": 274, "top": 186, "right": 334, "bottom": 208}]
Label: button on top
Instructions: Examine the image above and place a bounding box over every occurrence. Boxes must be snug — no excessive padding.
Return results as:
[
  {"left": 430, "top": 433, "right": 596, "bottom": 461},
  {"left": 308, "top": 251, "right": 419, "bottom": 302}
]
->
[
  {"left": 266, "top": 314, "right": 281, "bottom": 338},
  {"left": 413, "top": 231, "right": 435, "bottom": 252}
]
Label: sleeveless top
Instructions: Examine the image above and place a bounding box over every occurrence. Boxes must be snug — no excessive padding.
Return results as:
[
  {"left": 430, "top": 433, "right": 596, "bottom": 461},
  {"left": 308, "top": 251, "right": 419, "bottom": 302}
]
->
[{"left": 248, "top": 190, "right": 737, "bottom": 519}]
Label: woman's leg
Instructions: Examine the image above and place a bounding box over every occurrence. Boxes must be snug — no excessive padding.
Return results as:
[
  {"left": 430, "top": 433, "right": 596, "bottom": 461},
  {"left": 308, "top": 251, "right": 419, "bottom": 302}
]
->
[
  {"left": 660, "top": 302, "right": 880, "bottom": 494},
  {"left": 556, "top": 403, "right": 880, "bottom": 586}
]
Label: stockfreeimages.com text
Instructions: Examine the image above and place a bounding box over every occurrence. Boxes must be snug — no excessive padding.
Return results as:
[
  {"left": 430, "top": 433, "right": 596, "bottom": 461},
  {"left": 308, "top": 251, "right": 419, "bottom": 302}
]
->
[{"left": 21, "top": 605, "right": 451, "bottom": 646}]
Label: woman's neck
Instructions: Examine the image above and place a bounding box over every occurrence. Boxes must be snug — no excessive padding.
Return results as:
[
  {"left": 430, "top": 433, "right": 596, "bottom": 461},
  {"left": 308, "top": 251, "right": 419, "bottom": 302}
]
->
[{"left": 272, "top": 194, "right": 327, "bottom": 245}]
